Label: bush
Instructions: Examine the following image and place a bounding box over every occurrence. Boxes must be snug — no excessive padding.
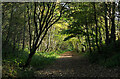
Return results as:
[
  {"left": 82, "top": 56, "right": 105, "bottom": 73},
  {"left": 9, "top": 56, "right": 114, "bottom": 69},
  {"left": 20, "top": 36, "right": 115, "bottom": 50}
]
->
[
  {"left": 87, "top": 40, "right": 120, "bottom": 68},
  {"left": 104, "top": 53, "right": 120, "bottom": 67}
]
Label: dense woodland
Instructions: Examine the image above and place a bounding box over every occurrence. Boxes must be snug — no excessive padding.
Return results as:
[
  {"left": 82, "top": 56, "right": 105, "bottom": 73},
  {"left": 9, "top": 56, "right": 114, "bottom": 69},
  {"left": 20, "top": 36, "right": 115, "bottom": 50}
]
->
[{"left": 2, "top": 2, "right": 120, "bottom": 78}]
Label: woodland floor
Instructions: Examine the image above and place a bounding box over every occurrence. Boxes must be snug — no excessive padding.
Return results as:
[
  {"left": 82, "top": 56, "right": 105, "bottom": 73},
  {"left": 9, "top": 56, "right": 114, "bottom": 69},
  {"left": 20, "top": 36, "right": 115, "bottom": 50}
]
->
[{"left": 34, "top": 51, "right": 120, "bottom": 77}]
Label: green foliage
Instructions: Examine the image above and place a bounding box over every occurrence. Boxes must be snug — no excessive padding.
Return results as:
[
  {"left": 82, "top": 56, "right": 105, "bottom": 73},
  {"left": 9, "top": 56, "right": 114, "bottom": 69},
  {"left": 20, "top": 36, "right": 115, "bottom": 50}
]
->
[
  {"left": 87, "top": 40, "right": 120, "bottom": 68},
  {"left": 56, "top": 49, "right": 73, "bottom": 54},
  {"left": 104, "top": 53, "right": 120, "bottom": 67},
  {"left": 2, "top": 48, "right": 63, "bottom": 78},
  {"left": 2, "top": 48, "right": 29, "bottom": 78},
  {"left": 2, "top": 2, "right": 120, "bottom": 78},
  {"left": 2, "top": 41, "right": 73, "bottom": 78},
  {"left": 30, "top": 51, "right": 59, "bottom": 69}
]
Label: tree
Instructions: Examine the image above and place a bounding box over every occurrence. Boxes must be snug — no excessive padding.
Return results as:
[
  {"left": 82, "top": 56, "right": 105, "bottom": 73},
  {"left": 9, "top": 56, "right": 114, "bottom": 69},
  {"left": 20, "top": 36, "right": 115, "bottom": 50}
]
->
[
  {"left": 2, "top": 3, "right": 25, "bottom": 56},
  {"left": 24, "top": 2, "right": 66, "bottom": 67},
  {"left": 62, "top": 3, "right": 96, "bottom": 52},
  {"left": 104, "top": 2, "right": 109, "bottom": 45},
  {"left": 22, "top": 4, "right": 26, "bottom": 50},
  {"left": 93, "top": 2, "right": 100, "bottom": 51},
  {"left": 110, "top": 2, "right": 116, "bottom": 42}
]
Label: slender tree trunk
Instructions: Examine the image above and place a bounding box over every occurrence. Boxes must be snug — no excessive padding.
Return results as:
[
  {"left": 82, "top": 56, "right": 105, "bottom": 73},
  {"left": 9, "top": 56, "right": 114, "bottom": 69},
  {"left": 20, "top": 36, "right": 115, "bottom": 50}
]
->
[
  {"left": 86, "top": 20, "right": 92, "bottom": 53},
  {"left": 52, "top": 27, "right": 56, "bottom": 50},
  {"left": 4, "top": 5, "right": 13, "bottom": 46},
  {"left": 99, "top": 27, "right": 102, "bottom": 45},
  {"left": 44, "top": 31, "right": 50, "bottom": 52},
  {"left": 22, "top": 6, "right": 26, "bottom": 50},
  {"left": 93, "top": 3, "right": 100, "bottom": 51},
  {"left": 118, "top": 1, "right": 120, "bottom": 40},
  {"left": 3, "top": 5, "right": 13, "bottom": 57},
  {"left": 92, "top": 27, "right": 95, "bottom": 51},
  {"left": 24, "top": 48, "right": 36, "bottom": 67},
  {"left": 12, "top": 36, "right": 16, "bottom": 53},
  {"left": 22, "top": 24, "right": 25, "bottom": 50},
  {"left": 110, "top": 2, "right": 116, "bottom": 42},
  {"left": 104, "top": 3, "right": 109, "bottom": 45}
]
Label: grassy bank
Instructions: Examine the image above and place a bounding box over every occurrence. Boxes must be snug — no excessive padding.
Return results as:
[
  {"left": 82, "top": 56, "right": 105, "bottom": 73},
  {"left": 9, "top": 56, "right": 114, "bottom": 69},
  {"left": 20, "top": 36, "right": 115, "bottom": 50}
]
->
[{"left": 2, "top": 48, "right": 69, "bottom": 78}]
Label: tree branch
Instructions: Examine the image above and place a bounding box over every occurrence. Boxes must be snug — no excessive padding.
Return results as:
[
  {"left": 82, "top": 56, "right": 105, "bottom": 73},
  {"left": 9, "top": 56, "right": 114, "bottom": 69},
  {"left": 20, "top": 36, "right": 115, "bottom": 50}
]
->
[{"left": 34, "top": 2, "right": 38, "bottom": 37}]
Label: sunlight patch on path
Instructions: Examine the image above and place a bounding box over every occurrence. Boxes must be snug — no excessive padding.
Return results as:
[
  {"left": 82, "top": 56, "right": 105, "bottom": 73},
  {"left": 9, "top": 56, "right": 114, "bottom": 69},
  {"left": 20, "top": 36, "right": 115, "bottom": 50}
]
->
[
  {"left": 59, "top": 56, "right": 73, "bottom": 58},
  {"left": 35, "top": 51, "right": 120, "bottom": 77},
  {"left": 58, "top": 51, "right": 79, "bottom": 58}
]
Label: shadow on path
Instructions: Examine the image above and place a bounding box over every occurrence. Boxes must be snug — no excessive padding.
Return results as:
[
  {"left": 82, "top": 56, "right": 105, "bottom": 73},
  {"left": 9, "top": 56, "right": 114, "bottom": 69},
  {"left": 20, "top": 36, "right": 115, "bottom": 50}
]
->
[{"left": 35, "top": 51, "right": 120, "bottom": 77}]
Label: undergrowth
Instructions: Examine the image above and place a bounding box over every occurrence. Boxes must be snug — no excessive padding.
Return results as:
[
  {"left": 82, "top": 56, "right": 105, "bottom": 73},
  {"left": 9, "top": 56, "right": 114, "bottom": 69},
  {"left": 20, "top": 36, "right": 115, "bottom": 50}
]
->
[
  {"left": 86, "top": 40, "right": 120, "bottom": 68},
  {"left": 2, "top": 47, "right": 69, "bottom": 78}
]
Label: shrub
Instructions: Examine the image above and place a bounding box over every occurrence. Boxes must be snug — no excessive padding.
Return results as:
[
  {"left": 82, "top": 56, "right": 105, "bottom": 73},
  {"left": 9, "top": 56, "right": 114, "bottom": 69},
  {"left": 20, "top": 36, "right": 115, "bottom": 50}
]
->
[{"left": 86, "top": 40, "right": 120, "bottom": 67}]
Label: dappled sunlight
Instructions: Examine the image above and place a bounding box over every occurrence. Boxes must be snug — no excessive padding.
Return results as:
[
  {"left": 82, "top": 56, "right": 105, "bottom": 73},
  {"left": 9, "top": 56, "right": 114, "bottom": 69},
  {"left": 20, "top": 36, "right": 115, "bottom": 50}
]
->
[
  {"left": 57, "top": 51, "right": 79, "bottom": 59},
  {"left": 58, "top": 55, "right": 73, "bottom": 58},
  {"left": 34, "top": 51, "right": 120, "bottom": 77},
  {"left": 2, "top": 2, "right": 120, "bottom": 78}
]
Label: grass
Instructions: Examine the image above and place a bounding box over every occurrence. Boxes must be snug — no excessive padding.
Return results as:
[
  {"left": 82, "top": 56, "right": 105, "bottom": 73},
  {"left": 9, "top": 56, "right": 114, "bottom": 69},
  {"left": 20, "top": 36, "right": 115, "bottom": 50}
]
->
[
  {"left": 2, "top": 47, "right": 70, "bottom": 78},
  {"left": 30, "top": 51, "right": 60, "bottom": 69}
]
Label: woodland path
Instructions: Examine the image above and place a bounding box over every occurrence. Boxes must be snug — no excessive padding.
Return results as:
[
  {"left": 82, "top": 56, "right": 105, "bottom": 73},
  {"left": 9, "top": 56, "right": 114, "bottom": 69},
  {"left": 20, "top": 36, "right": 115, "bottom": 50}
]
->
[{"left": 34, "top": 51, "right": 120, "bottom": 77}]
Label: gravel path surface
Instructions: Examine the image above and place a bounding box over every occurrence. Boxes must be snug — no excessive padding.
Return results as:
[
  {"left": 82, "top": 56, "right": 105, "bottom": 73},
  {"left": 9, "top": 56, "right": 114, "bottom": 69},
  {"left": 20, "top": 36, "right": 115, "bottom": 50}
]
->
[{"left": 34, "top": 51, "right": 120, "bottom": 77}]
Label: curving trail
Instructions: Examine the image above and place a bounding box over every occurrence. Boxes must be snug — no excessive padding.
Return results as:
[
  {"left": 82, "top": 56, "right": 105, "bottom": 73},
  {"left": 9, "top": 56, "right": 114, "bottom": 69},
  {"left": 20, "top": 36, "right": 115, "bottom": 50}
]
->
[{"left": 34, "top": 51, "right": 120, "bottom": 77}]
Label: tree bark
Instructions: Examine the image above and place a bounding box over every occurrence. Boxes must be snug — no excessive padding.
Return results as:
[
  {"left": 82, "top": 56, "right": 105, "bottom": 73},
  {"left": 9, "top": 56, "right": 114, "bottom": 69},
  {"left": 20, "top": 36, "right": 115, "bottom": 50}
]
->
[
  {"left": 93, "top": 3, "right": 100, "bottom": 51},
  {"left": 110, "top": 2, "right": 116, "bottom": 42},
  {"left": 91, "top": 27, "right": 95, "bottom": 51},
  {"left": 99, "top": 27, "right": 102, "bottom": 45},
  {"left": 22, "top": 5, "right": 26, "bottom": 50},
  {"left": 4, "top": 5, "right": 13, "bottom": 47},
  {"left": 44, "top": 30, "right": 50, "bottom": 52},
  {"left": 12, "top": 36, "right": 16, "bottom": 53},
  {"left": 24, "top": 48, "right": 36, "bottom": 67},
  {"left": 104, "top": 3, "right": 109, "bottom": 45},
  {"left": 85, "top": 18, "right": 92, "bottom": 53}
]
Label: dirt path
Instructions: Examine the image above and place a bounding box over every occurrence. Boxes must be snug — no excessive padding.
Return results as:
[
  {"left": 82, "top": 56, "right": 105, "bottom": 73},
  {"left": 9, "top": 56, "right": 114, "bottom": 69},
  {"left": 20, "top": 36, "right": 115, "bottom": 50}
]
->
[{"left": 34, "top": 51, "right": 120, "bottom": 77}]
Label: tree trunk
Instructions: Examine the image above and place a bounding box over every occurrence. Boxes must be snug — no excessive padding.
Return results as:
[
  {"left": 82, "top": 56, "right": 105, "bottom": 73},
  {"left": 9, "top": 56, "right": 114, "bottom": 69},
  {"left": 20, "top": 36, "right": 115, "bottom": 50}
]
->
[
  {"left": 24, "top": 48, "right": 36, "bottom": 68},
  {"left": 118, "top": 2, "right": 120, "bottom": 40},
  {"left": 99, "top": 27, "right": 102, "bottom": 45},
  {"left": 44, "top": 30, "right": 50, "bottom": 52},
  {"left": 22, "top": 25, "right": 25, "bottom": 50},
  {"left": 12, "top": 36, "right": 16, "bottom": 53},
  {"left": 93, "top": 3, "right": 100, "bottom": 52},
  {"left": 22, "top": 6, "right": 26, "bottom": 50},
  {"left": 92, "top": 27, "right": 95, "bottom": 51},
  {"left": 104, "top": 3, "right": 109, "bottom": 45},
  {"left": 110, "top": 2, "right": 116, "bottom": 42},
  {"left": 85, "top": 18, "right": 92, "bottom": 53},
  {"left": 4, "top": 5, "right": 13, "bottom": 47},
  {"left": 24, "top": 2, "right": 63, "bottom": 68}
]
